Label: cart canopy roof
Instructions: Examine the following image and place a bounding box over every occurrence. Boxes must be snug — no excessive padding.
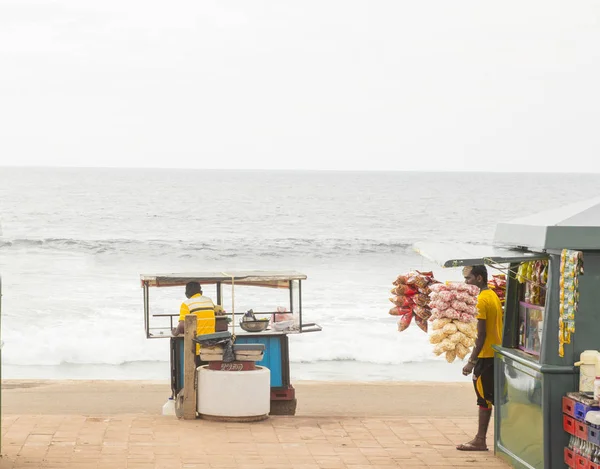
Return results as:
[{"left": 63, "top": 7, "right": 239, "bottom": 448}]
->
[
  {"left": 140, "top": 270, "right": 307, "bottom": 288},
  {"left": 413, "top": 241, "right": 546, "bottom": 268},
  {"left": 494, "top": 196, "right": 600, "bottom": 250}
]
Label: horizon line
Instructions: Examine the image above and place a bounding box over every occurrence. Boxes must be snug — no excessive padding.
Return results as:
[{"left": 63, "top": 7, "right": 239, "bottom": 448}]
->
[{"left": 0, "top": 165, "right": 597, "bottom": 175}]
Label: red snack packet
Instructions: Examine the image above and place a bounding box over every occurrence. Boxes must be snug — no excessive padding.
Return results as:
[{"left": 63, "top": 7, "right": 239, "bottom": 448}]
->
[
  {"left": 413, "top": 271, "right": 435, "bottom": 288},
  {"left": 415, "top": 315, "right": 428, "bottom": 333},
  {"left": 414, "top": 294, "right": 430, "bottom": 307},
  {"left": 394, "top": 284, "right": 418, "bottom": 296},
  {"left": 389, "top": 306, "right": 412, "bottom": 316},
  {"left": 413, "top": 305, "right": 431, "bottom": 320},
  {"left": 417, "top": 270, "right": 434, "bottom": 277},
  {"left": 389, "top": 295, "right": 415, "bottom": 307},
  {"left": 393, "top": 275, "right": 409, "bottom": 286},
  {"left": 397, "top": 312, "right": 414, "bottom": 332},
  {"left": 405, "top": 272, "right": 420, "bottom": 285}
]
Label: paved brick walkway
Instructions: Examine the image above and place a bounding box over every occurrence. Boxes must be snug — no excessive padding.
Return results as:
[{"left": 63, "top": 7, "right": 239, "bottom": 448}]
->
[{"left": 0, "top": 414, "right": 511, "bottom": 469}]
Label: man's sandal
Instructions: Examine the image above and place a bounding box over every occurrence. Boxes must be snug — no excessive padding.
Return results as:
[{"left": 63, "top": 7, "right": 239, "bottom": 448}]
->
[{"left": 456, "top": 441, "right": 488, "bottom": 451}]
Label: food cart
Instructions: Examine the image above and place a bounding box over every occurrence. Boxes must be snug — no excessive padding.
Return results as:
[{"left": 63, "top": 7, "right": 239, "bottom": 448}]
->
[
  {"left": 140, "top": 271, "right": 321, "bottom": 415},
  {"left": 414, "top": 197, "right": 600, "bottom": 469}
]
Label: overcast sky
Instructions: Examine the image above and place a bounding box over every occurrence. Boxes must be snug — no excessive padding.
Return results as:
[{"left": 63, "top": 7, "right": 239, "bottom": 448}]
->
[{"left": 0, "top": 1, "right": 599, "bottom": 171}]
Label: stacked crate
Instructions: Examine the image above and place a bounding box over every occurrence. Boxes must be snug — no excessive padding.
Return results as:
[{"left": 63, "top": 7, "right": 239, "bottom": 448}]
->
[{"left": 564, "top": 394, "right": 600, "bottom": 468}]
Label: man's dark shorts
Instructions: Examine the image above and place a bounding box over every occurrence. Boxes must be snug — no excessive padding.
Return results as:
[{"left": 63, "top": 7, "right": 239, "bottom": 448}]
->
[{"left": 473, "top": 358, "right": 494, "bottom": 409}]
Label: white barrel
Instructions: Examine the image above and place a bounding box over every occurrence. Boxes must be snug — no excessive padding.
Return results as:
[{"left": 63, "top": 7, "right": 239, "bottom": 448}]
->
[{"left": 197, "top": 366, "right": 270, "bottom": 420}]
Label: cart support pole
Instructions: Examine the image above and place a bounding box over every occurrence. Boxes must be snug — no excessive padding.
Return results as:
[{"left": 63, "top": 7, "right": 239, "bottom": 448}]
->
[{"left": 183, "top": 315, "right": 197, "bottom": 420}]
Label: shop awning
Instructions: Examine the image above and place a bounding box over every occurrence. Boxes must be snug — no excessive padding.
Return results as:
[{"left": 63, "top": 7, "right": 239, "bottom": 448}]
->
[
  {"left": 413, "top": 242, "right": 547, "bottom": 268},
  {"left": 494, "top": 196, "right": 600, "bottom": 250},
  {"left": 140, "top": 271, "right": 307, "bottom": 289}
]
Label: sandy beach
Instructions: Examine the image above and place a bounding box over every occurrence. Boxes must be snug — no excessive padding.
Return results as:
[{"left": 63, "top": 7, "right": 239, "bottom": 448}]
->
[
  {"left": 0, "top": 379, "right": 511, "bottom": 468},
  {"left": 3, "top": 380, "right": 479, "bottom": 417}
]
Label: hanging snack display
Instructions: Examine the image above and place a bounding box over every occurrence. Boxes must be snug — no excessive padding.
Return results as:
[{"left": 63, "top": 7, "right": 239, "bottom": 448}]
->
[
  {"left": 517, "top": 260, "right": 548, "bottom": 307},
  {"left": 389, "top": 271, "right": 437, "bottom": 333},
  {"left": 488, "top": 274, "right": 507, "bottom": 305},
  {"left": 428, "top": 283, "right": 480, "bottom": 363},
  {"left": 558, "top": 250, "right": 584, "bottom": 357}
]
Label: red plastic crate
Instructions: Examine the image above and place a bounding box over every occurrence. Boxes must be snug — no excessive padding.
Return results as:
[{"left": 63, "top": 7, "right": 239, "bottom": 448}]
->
[
  {"left": 576, "top": 455, "right": 590, "bottom": 469},
  {"left": 565, "top": 396, "right": 577, "bottom": 417},
  {"left": 577, "top": 421, "right": 590, "bottom": 441},
  {"left": 589, "top": 460, "right": 600, "bottom": 469},
  {"left": 565, "top": 415, "right": 576, "bottom": 435},
  {"left": 565, "top": 447, "right": 575, "bottom": 468}
]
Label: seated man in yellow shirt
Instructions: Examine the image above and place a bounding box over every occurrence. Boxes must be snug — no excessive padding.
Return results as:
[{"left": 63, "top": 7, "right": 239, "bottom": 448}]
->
[{"left": 173, "top": 282, "right": 216, "bottom": 359}]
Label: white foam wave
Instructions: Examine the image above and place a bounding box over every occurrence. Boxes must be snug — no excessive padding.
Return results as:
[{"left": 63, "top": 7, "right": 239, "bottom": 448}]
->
[
  {"left": 0, "top": 236, "right": 417, "bottom": 259},
  {"left": 2, "top": 319, "right": 442, "bottom": 367},
  {"left": 288, "top": 321, "right": 440, "bottom": 365}
]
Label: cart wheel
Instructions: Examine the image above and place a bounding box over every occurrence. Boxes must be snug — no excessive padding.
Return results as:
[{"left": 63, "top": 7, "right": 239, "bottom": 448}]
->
[{"left": 269, "top": 399, "right": 297, "bottom": 416}]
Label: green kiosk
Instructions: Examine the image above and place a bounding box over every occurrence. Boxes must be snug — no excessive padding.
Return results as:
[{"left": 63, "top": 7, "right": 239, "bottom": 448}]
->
[{"left": 415, "top": 196, "right": 600, "bottom": 469}]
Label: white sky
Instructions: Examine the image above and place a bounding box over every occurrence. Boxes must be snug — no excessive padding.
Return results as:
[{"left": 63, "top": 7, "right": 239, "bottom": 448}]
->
[{"left": 0, "top": 0, "right": 599, "bottom": 171}]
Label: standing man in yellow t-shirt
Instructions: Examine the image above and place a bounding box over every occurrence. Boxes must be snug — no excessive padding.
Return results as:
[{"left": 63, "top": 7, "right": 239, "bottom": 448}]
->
[{"left": 457, "top": 265, "right": 503, "bottom": 452}]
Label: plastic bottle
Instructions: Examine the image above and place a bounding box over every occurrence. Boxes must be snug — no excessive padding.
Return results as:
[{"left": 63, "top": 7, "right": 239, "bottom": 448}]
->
[{"left": 162, "top": 397, "right": 176, "bottom": 416}]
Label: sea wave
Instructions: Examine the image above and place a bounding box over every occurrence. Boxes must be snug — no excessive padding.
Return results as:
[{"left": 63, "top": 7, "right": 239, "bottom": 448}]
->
[
  {"left": 0, "top": 236, "right": 417, "bottom": 258},
  {"left": 1, "top": 316, "right": 436, "bottom": 368}
]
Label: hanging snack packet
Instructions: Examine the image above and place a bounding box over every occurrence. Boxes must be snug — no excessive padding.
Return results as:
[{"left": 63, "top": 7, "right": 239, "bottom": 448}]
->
[
  {"left": 405, "top": 272, "right": 421, "bottom": 285},
  {"left": 415, "top": 315, "right": 428, "bottom": 333},
  {"left": 414, "top": 275, "right": 432, "bottom": 289},
  {"left": 442, "top": 322, "right": 458, "bottom": 334},
  {"left": 394, "top": 274, "right": 409, "bottom": 286},
  {"left": 393, "top": 284, "right": 418, "bottom": 296},
  {"left": 429, "top": 329, "right": 446, "bottom": 344},
  {"left": 455, "top": 343, "right": 469, "bottom": 360},
  {"left": 389, "top": 306, "right": 412, "bottom": 316},
  {"left": 397, "top": 312, "right": 414, "bottom": 332},
  {"left": 414, "top": 294, "right": 430, "bottom": 307},
  {"left": 431, "top": 318, "right": 452, "bottom": 330},
  {"left": 389, "top": 296, "right": 414, "bottom": 308},
  {"left": 448, "top": 331, "right": 466, "bottom": 344},
  {"left": 413, "top": 305, "right": 432, "bottom": 320}
]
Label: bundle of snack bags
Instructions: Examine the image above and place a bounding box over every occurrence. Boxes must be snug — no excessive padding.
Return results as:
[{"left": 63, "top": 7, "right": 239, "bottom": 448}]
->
[
  {"left": 488, "top": 274, "right": 506, "bottom": 305},
  {"left": 427, "top": 283, "right": 480, "bottom": 363},
  {"left": 388, "top": 273, "right": 483, "bottom": 364},
  {"left": 388, "top": 271, "right": 437, "bottom": 333}
]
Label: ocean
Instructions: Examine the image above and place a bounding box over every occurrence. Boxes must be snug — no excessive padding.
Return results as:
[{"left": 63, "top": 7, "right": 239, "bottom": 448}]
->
[{"left": 0, "top": 167, "right": 598, "bottom": 383}]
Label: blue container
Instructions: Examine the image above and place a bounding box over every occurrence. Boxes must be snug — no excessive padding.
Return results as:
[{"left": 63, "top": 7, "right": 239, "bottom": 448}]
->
[
  {"left": 171, "top": 334, "right": 291, "bottom": 394},
  {"left": 588, "top": 425, "right": 600, "bottom": 447},
  {"left": 575, "top": 401, "right": 599, "bottom": 422},
  {"left": 235, "top": 335, "right": 285, "bottom": 388}
]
